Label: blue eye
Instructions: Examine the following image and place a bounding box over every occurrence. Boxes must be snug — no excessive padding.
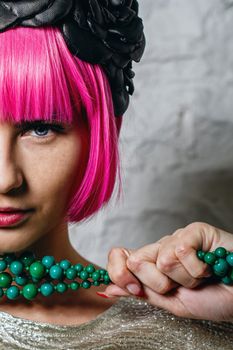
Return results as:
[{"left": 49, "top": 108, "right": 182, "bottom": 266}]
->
[{"left": 21, "top": 122, "right": 65, "bottom": 137}]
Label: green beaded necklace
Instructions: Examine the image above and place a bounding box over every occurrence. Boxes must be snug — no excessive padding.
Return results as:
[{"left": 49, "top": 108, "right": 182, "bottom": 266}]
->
[
  {"left": 0, "top": 251, "right": 111, "bottom": 300},
  {"left": 0, "top": 246, "right": 231, "bottom": 301},
  {"left": 197, "top": 246, "right": 233, "bottom": 285}
]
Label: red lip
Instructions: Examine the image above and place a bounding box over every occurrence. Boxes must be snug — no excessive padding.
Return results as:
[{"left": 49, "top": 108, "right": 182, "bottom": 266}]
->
[
  {"left": 0, "top": 211, "right": 32, "bottom": 227},
  {"left": 0, "top": 207, "right": 31, "bottom": 212}
]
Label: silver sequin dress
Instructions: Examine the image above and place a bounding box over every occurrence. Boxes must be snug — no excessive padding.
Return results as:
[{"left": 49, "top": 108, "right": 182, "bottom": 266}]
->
[{"left": 0, "top": 296, "right": 232, "bottom": 350}]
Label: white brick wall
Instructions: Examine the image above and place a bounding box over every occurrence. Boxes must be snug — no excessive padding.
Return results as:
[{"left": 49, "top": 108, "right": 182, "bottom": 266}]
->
[{"left": 69, "top": 0, "right": 233, "bottom": 266}]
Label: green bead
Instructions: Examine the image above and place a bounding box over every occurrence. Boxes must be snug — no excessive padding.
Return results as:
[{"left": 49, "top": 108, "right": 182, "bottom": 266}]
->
[
  {"left": 0, "top": 272, "right": 12, "bottom": 288},
  {"left": 6, "top": 285, "right": 20, "bottom": 300},
  {"left": 104, "top": 274, "right": 111, "bottom": 283},
  {"left": 22, "top": 283, "right": 38, "bottom": 300},
  {"left": 59, "top": 259, "right": 71, "bottom": 270},
  {"left": 3, "top": 253, "right": 16, "bottom": 265},
  {"left": 74, "top": 263, "right": 83, "bottom": 272},
  {"left": 214, "top": 247, "right": 227, "bottom": 258},
  {"left": 41, "top": 256, "right": 55, "bottom": 269},
  {"left": 92, "top": 271, "right": 101, "bottom": 281},
  {"left": 15, "top": 275, "right": 28, "bottom": 286},
  {"left": 40, "top": 283, "right": 54, "bottom": 296},
  {"left": 0, "top": 260, "right": 7, "bottom": 272},
  {"left": 221, "top": 276, "right": 233, "bottom": 285},
  {"left": 49, "top": 265, "right": 63, "bottom": 280},
  {"left": 204, "top": 252, "right": 216, "bottom": 265},
  {"left": 10, "top": 261, "right": 24, "bottom": 275},
  {"left": 70, "top": 282, "right": 80, "bottom": 290},
  {"left": 80, "top": 270, "right": 89, "bottom": 280},
  {"left": 93, "top": 281, "right": 100, "bottom": 287},
  {"left": 99, "top": 269, "right": 106, "bottom": 275},
  {"left": 82, "top": 280, "right": 91, "bottom": 289},
  {"left": 19, "top": 251, "right": 35, "bottom": 267},
  {"left": 213, "top": 259, "right": 229, "bottom": 277},
  {"left": 86, "top": 264, "right": 95, "bottom": 273},
  {"left": 197, "top": 250, "right": 205, "bottom": 261},
  {"left": 56, "top": 282, "right": 67, "bottom": 293},
  {"left": 0, "top": 288, "right": 3, "bottom": 298},
  {"left": 65, "top": 268, "right": 77, "bottom": 280},
  {"left": 29, "top": 261, "right": 46, "bottom": 279},
  {"left": 226, "top": 253, "right": 233, "bottom": 267}
]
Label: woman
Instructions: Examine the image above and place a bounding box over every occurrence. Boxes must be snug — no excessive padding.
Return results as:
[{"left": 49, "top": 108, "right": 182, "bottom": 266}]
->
[{"left": 0, "top": 1, "right": 232, "bottom": 349}]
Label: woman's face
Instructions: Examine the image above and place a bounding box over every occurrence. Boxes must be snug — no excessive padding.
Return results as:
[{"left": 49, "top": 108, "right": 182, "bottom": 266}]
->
[{"left": 0, "top": 119, "right": 87, "bottom": 253}]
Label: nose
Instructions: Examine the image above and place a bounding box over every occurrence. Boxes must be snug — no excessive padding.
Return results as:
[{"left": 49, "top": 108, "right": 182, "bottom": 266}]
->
[{"left": 0, "top": 138, "right": 23, "bottom": 194}]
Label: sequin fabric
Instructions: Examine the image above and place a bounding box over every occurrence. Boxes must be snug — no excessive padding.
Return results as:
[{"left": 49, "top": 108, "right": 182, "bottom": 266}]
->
[{"left": 0, "top": 296, "right": 232, "bottom": 350}]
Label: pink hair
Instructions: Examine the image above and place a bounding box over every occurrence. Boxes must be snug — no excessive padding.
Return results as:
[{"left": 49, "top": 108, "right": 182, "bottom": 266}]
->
[{"left": 0, "top": 26, "right": 123, "bottom": 223}]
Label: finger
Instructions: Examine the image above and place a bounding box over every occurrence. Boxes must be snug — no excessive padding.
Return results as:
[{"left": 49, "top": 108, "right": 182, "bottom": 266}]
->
[
  {"left": 106, "top": 247, "right": 144, "bottom": 296},
  {"left": 156, "top": 242, "right": 204, "bottom": 289},
  {"left": 175, "top": 244, "right": 212, "bottom": 280},
  {"left": 125, "top": 243, "right": 179, "bottom": 294}
]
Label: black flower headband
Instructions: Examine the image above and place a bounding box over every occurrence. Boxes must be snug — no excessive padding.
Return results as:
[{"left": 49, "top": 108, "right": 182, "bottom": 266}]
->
[{"left": 0, "top": 0, "right": 146, "bottom": 117}]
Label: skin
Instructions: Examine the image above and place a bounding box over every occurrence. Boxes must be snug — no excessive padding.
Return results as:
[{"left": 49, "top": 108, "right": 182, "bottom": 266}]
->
[
  {"left": 104, "top": 222, "right": 233, "bottom": 322},
  {"left": 0, "top": 119, "right": 116, "bottom": 325}
]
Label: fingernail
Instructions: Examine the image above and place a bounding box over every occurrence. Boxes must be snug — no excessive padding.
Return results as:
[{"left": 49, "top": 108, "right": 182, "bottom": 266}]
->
[
  {"left": 96, "top": 292, "right": 110, "bottom": 299},
  {"left": 123, "top": 248, "right": 130, "bottom": 257},
  {"left": 126, "top": 284, "right": 141, "bottom": 296}
]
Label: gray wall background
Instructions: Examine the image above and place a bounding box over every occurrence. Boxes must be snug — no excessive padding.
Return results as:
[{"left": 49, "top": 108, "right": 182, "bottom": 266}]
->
[{"left": 69, "top": 0, "right": 233, "bottom": 267}]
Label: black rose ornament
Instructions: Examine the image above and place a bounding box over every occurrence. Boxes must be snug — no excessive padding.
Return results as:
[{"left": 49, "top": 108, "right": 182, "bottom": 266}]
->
[{"left": 0, "top": 0, "right": 146, "bottom": 116}]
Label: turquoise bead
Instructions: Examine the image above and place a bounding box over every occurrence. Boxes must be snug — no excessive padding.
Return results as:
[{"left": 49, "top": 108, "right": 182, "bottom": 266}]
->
[
  {"left": 82, "top": 280, "right": 91, "bottom": 289},
  {"left": 70, "top": 282, "right": 80, "bottom": 290},
  {"left": 204, "top": 252, "right": 216, "bottom": 265},
  {"left": 92, "top": 271, "right": 101, "bottom": 281},
  {"left": 59, "top": 259, "right": 71, "bottom": 270},
  {"left": 0, "top": 260, "right": 7, "bottom": 272},
  {"left": 226, "top": 253, "right": 233, "bottom": 267},
  {"left": 40, "top": 282, "right": 54, "bottom": 296},
  {"left": 41, "top": 256, "right": 55, "bottom": 269},
  {"left": 56, "top": 282, "right": 67, "bottom": 293},
  {"left": 22, "top": 283, "right": 38, "bottom": 300},
  {"left": 221, "top": 276, "right": 233, "bottom": 285},
  {"left": 0, "top": 272, "right": 12, "bottom": 288},
  {"left": 19, "top": 251, "right": 35, "bottom": 267},
  {"left": 6, "top": 285, "right": 20, "bottom": 299},
  {"left": 74, "top": 263, "right": 83, "bottom": 272},
  {"left": 104, "top": 274, "right": 111, "bottom": 283},
  {"left": 80, "top": 270, "right": 89, "bottom": 280},
  {"left": 196, "top": 250, "right": 205, "bottom": 261},
  {"left": 99, "top": 269, "right": 106, "bottom": 275},
  {"left": 65, "top": 268, "right": 77, "bottom": 280},
  {"left": 49, "top": 265, "right": 63, "bottom": 280},
  {"left": 214, "top": 247, "right": 227, "bottom": 258},
  {"left": 15, "top": 275, "right": 28, "bottom": 286},
  {"left": 213, "top": 259, "right": 229, "bottom": 277},
  {"left": 86, "top": 264, "right": 95, "bottom": 273},
  {"left": 93, "top": 281, "right": 100, "bottom": 286},
  {"left": 29, "top": 261, "right": 46, "bottom": 279},
  {"left": 10, "top": 261, "right": 24, "bottom": 275},
  {"left": 3, "top": 253, "right": 16, "bottom": 265}
]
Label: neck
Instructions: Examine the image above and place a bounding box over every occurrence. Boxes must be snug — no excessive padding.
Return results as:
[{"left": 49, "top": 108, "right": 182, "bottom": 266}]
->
[{"left": 18, "top": 221, "right": 88, "bottom": 266}]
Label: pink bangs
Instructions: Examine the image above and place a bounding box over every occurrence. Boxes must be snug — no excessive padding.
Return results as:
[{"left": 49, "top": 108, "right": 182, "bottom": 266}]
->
[{"left": 0, "top": 26, "right": 123, "bottom": 223}]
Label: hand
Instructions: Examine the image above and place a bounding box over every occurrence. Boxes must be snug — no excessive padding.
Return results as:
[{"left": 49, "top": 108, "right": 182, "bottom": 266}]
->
[{"left": 101, "top": 222, "right": 233, "bottom": 322}]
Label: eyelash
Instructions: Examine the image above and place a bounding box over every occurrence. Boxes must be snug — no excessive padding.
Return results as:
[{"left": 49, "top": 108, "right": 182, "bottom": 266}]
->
[{"left": 20, "top": 122, "right": 66, "bottom": 137}]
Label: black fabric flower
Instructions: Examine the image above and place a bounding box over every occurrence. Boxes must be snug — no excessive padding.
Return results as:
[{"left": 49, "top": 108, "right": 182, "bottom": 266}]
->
[{"left": 0, "top": 0, "right": 146, "bottom": 116}]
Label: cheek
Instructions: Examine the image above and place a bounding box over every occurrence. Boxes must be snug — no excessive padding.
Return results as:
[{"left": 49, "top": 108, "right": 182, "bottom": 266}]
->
[{"left": 24, "top": 135, "right": 87, "bottom": 211}]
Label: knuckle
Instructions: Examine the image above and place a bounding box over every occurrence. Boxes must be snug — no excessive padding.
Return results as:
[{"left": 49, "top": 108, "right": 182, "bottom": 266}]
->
[
  {"left": 185, "top": 221, "right": 209, "bottom": 232},
  {"left": 108, "top": 247, "right": 124, "bottom": 260},
  {"left": 156, "top": 279, "right": 172, "bottom": 295},
  {"left": 126, "top": 254, "right": 143, "bottom": 273},
  {"left": 175, "top": 245, "right": 189, "bottom": 257},
  {"left": 157, "top": 256, "right": 175, "bottom": 274}
]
